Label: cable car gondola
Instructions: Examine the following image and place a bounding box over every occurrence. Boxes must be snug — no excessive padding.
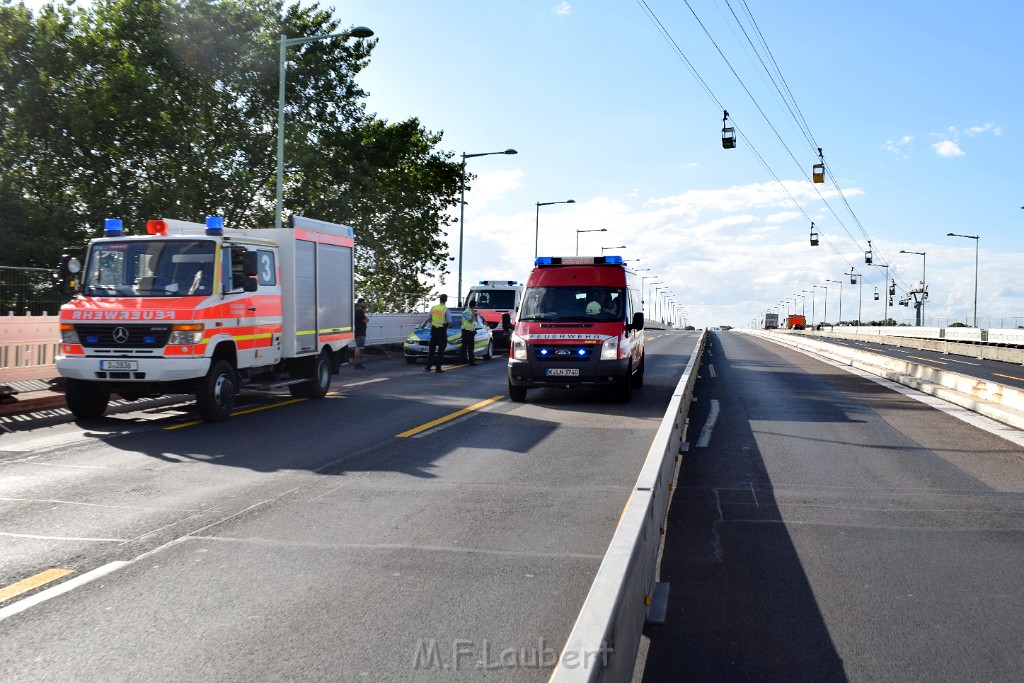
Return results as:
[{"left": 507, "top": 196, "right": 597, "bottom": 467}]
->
[
  {"left": 809, "top": 221, "right": 819, "bottom": 246},
  {"left": 722, "top": 110, "right": 736, "bottom": 149},
  {"left": 812, "top": 147, "right": 825, "bottom": 183}
]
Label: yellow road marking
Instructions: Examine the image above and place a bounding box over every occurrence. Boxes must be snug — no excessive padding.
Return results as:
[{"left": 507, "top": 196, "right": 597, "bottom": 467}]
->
[
  {"left": 994, "top": 373, "right": 1024, "bottom": 383},
  {"left": 396, "top": 395, "right": 503, "bottom": 438},
  {"left": 163, "top": 397, "right": 309, "bottom": 430},
  {"left": 0, "top": 568, "right": 74, "bottom": 603},
  {"left": 907, "top": 355, "right": 946, "bottom": 365}
]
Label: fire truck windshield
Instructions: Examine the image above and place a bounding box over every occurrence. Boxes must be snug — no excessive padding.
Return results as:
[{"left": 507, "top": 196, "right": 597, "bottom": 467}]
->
[{"left": 83, "top": 240, "right": 216, "bottom": 297}]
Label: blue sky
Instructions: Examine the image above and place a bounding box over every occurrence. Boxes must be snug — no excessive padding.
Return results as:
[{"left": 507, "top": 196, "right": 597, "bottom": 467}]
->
[
  {"left": 341, "top": 0, "right": 1024, "bottom": 327},
  {"left": 20, "top": 0, "right": 1023, "bottom": 326}
]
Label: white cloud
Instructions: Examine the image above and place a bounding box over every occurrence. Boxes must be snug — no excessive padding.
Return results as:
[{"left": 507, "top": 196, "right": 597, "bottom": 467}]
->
[
  {"left": 932, "top": 140, "right": 965, "bottom": 158},
  {"left": 966, "top": 122, "right": 1001, "bottom": 136},
  {"left": 554, "top": 2, "right": 571, "bottom": 15},
  {"left": 882, "top": 135, "right": 913, "bottom": 157}
]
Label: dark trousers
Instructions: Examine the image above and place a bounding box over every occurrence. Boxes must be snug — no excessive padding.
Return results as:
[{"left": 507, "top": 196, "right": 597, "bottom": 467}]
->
[
  {"left": 427, "top": 326, "right": 447, "bottom": 370},
  {"left": 460, "top": 329, "right": 476, "bottom": 364}
]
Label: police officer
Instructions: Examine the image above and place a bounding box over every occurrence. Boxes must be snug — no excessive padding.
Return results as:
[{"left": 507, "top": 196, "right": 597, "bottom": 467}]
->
[
  {"left": 459, "top": 299, "right": 478, "bottom": 366},
  {"left": 426, "top": 293, "right": 450, "bottom": 373}
]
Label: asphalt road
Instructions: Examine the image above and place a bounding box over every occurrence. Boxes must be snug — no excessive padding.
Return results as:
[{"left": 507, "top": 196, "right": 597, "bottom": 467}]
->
[
  {"left": 0, "top": 331, "right": 698, "bottom": 682},
  {"left": 640, "top": 331, "right": 1024, "bottom": 682}
]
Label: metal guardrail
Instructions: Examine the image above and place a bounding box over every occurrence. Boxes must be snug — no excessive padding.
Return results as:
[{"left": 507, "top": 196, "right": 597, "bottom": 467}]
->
[
  {"left": 550, "top": 330, "right": 707, "bottom": 681},
  {"left": 0, "top": 266, "right": 64, "bottom": 315}
]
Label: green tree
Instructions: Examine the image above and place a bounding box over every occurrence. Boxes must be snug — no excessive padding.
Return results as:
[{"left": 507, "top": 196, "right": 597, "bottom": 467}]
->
[{"left": 0, "top": 0, "right": 462, "bottom": 307}]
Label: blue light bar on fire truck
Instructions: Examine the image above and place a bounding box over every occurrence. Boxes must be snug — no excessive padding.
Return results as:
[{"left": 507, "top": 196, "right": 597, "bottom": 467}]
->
[
  {"left": 205, "top": 216, "right": 224, "bottom": 236},
  {"left": 103, "top": 218, "right": 123, "bottom": 237},
  {"left": 534, "top": 255, "right": 624, "bottom": 266}
]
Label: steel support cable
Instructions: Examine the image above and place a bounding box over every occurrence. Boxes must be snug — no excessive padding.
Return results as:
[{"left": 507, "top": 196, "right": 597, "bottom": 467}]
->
[{"left": 639, "top": 0, "right": 855, "bottom": 272}]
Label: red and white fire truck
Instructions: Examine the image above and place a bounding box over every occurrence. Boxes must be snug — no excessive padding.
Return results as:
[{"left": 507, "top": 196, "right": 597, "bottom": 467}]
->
[
  {"left": 55, "top": 215, "right": 355, "bottom": 422},
  {"left": 464, "top": 279, "right": 524, "bottom": 348}
]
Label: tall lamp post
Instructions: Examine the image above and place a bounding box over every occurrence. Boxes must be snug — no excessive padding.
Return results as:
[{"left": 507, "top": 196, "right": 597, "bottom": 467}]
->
[
  {"left": 803, "top": 289, "right": 815, "bottom": 327},
  {"left": 947, "top": 232, "right": 980, "bottom": 327},
  {"left": 277, "top": 26, "right": 375, "bottom": 230},
  {"left": 601, "top": 245, "right": 626, "bottom": 255},
  {"left": 535, "top": 199, "right": 574, "bottom": 258},
  {"left": 575, "top": 228, "right": 606, "bottom": 255},
  {"left": 813, "top": 284, "right": 828, "bottom": 325},
  {"left": 899, "top": 250, "right": 927, "bottom": 326},
  {"left": 849, "top": 269, "right": 863, "bottom": 326},
  {"left": 826, "top": 278, "right": 842, "bottom": 325},
  {"left": 458, "top": 149, "right": 518, "bottom": 305}
]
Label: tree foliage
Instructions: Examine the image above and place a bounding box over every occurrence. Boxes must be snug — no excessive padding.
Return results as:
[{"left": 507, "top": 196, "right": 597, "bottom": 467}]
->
[{"left": 0, "top": 0, "right": 461, "bottom": 305}]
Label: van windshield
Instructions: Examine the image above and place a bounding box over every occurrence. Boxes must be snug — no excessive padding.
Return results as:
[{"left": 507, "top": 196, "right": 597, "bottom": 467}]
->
[
  {"left": 83, "top": 240, "right": 216, "bottom": 297},
  {"left": 471, "top": 290, "right": 517, "bottom": 309},
  {"left": 518, "top": 286, "right": 625, "bottom": 323}
]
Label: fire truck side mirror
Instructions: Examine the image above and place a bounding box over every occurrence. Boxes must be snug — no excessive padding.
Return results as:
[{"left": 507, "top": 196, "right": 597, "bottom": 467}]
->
[
  {"left": 242, "top": 251, "right": 259, "bottom": 277},
  {"left": 631, "top": 311, "right": 645, "bottom": 331},
  {"left": 57, "top": 254, "right": 82, "bottom": 295}
]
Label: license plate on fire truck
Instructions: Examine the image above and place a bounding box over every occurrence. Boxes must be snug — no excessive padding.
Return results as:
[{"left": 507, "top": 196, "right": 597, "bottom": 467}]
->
[
  {"left": 100, "top": 360, "right": 138, "bottom": 371},
  {"left": 545, "top": 368, "right": 579, "bottom": 377}
]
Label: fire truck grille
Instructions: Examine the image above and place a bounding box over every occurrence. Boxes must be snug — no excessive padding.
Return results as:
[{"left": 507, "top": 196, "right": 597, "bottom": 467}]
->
[{"left": 74, "top": 324, "right": 173, "bottom": 348}]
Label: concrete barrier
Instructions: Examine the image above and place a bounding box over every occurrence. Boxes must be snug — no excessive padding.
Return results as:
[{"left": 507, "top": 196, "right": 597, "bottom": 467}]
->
[
  {"left": 550, "top": 331, "right": 707, "bottom": 682},
  {"left": 746, "top": 330, "right": 1024, "bottom": 431}
]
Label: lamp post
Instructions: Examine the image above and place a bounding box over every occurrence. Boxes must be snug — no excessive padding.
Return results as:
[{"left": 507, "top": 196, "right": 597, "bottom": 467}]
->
[
  {"left": 277, "top": 26, "right": 375, "bottom": 230},
  {"left": 458, "top": 149, "right": 518, "bottom": 305},
  {"left": 899, "top": 250, "right": 927, "bottom": 325},
  {"left": 648, "top": 281, "right": 662, "bottom": 316},
  {"left": 576, "top": 228, "right": 607, "bottom": 255},
  {"left": 947, "top": 232, "right": 980, "bottom": 327},
  {"left": 534, "top": 199, "right": 575, "bottom": 258},
  {"left": 849, "top": 268, "right": 863, "bottom": 325},
  {"left": 803, "top": 289, "right": 815, "bottom": 326},
  {"left": 813, "top": 284, "right": 828, "bottom": 325},
  {"left": 601, "top": 245, "right": 626, "bottom": 255},
  {"left": 826, "top": 278, "right": 842, "bottom": 325}
]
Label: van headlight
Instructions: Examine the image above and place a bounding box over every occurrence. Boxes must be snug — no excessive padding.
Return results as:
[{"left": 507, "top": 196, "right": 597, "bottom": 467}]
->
[
  {"left": 600, "top": 336, "right": 619, "bottom": 360},
  {"left": 168, "top": 323, "right": 204, "bottom": 345},
  {"left": 59, "top": 323, "right": 80, "bottom": 344},
  {"left": 511, "top": 334, "right": 527, "bottom": 360}
]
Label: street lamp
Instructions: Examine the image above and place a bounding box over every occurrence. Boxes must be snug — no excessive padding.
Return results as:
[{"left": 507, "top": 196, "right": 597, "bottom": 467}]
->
[
  {"left": 535, "top": 199, "right": 575, "bottom": 258},
  {"left": 826, "top": 278, "right": 842, "bottom": 324},
  {"left": 276, "top": 25, "right": 375, "bottom": 230},
  {"left": 601, "top": 245, "right": 626, "bottom": 254},
  {"left": 575, "top": 228, "right": 607, "bottom": 255},
  {"left": 947, "top": 232, "right": 980, "bottom": 327},
  {"left": 899, "top": 250, "right": 927, "bottom": 325},
  {"left": 458, "top": 149, "right": 518, "bottom": 305},
  {"left": 813, "top": 284, "right": 828, "bottom": 324},
  {"left": 803, "top": 289, "right": 815, "bottom": 326}
]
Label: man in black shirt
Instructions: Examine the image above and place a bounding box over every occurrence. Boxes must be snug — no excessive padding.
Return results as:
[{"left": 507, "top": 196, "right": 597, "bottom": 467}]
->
[{"left": 354, "top": 298, "right": 369, "bottom": 369}]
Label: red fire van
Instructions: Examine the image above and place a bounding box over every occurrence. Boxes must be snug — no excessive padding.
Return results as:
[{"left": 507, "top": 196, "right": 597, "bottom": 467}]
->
[{"left": 507, "top": 255, "right": 645, "bottom": 402}]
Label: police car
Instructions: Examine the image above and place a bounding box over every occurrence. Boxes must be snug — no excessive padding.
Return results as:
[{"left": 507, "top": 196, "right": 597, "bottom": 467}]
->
[{"left": 403, "top": 316, "right": 494, "bottom": 364}]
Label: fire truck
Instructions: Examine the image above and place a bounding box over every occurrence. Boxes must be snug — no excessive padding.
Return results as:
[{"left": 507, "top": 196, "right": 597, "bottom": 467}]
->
[
  {"left": 785, "top": 314, "right": 807, "bottom": 330},
  {"left": 55, "top": 215, "right": 355, "bottom": 422},
  {"left": 464, "top": 279, "right": 524, "bottom": 348}
]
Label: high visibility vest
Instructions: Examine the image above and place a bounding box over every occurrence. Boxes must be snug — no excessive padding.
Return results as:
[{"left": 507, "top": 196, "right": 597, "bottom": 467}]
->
[
  {"left": 461, "top": 307, "right": 476, "bottom": 330},
  {"left": 430, "top": 304, "right": 448, "bottom": 327}
]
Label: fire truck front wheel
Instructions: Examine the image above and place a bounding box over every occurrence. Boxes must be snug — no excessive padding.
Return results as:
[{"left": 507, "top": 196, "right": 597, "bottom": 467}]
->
[
  {"left": 196, "top": 359, "right": 237, "bottom": 422},
  {"left": 65, "top": 379, "right": 110, "bottom": 420}
]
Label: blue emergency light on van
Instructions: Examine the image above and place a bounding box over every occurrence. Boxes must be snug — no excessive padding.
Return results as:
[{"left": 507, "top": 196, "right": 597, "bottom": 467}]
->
[
  {"left": 205, "top": 216, "right": 224, "bottom": 236},
  {"left": 104, "top": 218, "right": 123, "bottom": 237}
]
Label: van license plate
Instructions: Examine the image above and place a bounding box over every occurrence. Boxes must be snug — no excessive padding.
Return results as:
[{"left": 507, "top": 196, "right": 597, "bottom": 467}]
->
[
  {"left": 100, "top": 360, "right": 138, "bottom": 371},
  {"left": 546, "top": 368, "right": 579, "bottom": 377}
]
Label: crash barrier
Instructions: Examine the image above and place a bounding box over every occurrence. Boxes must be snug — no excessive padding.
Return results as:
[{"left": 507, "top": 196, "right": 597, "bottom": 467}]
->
[
  {"left": 746, "top": 330, "right": 1024, "bottom": 431},
  {"left": 0, "top": 313, "right": 426, "bottom": 384},
  {"left": 550, "top": 330, "right": 707, "bottom": 682},
  {"left": 0, "top": 314, "right": 62, "bottom": 382}
]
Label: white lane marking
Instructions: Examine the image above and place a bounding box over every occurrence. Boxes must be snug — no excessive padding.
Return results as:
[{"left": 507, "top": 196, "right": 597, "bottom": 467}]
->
[
  {"left": 0, "top": 561, "right": 130, "bottom": 623},
  {"left": 341, "top": 377, "right": 390, "bottom": 388},
  {"left": 944, "top": 358, "right": 979, "bottom": 366},
  {"left": 708, "top": 364, "right": 716, "bottom": 378},
  {"left": 696, "top": 399, "right": 720, "bottom": 448}
]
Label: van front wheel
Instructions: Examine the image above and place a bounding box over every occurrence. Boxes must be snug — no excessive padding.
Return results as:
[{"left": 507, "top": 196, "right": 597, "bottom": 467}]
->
[
  {"left": 196, "top": 359, "right": 237, "bottom": 422},
  {"left": 65, "top": 379, "right": 110, "bottom": 420},
  {"left": 509, "top": 384, "right": 527, "bottom": 403}
]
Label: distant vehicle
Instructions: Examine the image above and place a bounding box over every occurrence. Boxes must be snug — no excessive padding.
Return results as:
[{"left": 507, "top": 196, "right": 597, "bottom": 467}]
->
[
  {"left": 764, "top": 313, "right": 779, "bottom": 329},
  {"left": 785, "top": 314, "right": 806, "bottom": 330},
  {"left": 465, "top": 280, "right": 523, "bottom": 348},
  {"left": 403, "top": 317, "right": 493, "bottom": 364},
  {"left": 508, "top": 255, "right": 644, "bottom": 403}
]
